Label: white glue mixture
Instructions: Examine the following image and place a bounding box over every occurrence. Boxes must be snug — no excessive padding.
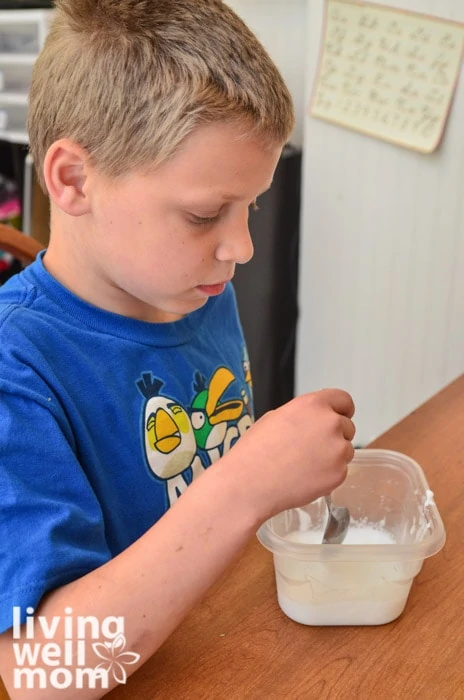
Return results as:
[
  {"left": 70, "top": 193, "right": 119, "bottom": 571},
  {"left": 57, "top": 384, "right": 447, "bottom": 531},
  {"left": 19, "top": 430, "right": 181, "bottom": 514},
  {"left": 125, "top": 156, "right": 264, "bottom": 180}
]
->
[
  {"left": 285, "top": 524, "right": 395, "bottom": 546},
  {"left": 275, "top": 523, "right": 419, "bottom": 626}
]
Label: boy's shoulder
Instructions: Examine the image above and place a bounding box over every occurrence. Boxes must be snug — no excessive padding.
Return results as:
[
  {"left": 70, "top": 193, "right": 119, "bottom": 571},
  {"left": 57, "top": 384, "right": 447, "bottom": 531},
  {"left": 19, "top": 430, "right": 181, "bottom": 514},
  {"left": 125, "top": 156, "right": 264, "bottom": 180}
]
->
[
  {"left": 0, "top": 258, "right": 58, "bottom": 373},
  {"left": 0, "top": 263, "right": 40, "bottom": 332}
]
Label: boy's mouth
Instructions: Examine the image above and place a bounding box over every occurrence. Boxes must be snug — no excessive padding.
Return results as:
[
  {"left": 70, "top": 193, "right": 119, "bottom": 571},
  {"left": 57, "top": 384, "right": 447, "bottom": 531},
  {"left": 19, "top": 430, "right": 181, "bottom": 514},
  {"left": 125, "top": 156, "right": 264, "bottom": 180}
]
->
[{"left": 197, "top": 282, "right": 228, "bottom": 296}]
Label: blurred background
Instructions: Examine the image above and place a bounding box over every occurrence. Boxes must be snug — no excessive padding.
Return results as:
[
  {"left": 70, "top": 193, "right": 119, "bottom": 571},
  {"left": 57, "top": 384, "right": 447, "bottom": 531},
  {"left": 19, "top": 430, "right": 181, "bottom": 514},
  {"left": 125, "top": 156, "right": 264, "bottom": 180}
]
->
[{"left": 228, "top": 0, "right": 464, "bottom": 444}]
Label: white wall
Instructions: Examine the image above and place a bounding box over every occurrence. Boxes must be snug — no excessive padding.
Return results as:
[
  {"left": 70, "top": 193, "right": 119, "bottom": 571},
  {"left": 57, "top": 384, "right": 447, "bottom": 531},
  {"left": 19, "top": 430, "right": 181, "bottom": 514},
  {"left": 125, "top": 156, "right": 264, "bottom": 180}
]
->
[
  {"left": 225, "top": 0, "right": 307, "bottom": 147},
  {"left": 296, "top": 0, "right": 464, "bottom": 444}
]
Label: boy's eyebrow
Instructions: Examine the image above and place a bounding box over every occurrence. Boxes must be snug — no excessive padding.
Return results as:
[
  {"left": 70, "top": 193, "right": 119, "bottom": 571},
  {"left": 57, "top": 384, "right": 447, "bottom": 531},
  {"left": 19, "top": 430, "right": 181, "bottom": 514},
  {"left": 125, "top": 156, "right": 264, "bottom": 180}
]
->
[
  {"left": 178, "top": 184, "right": 274, "bottom": 208},
  {"left": 220, "top": 184, "right": 273, "bottom": 201}
]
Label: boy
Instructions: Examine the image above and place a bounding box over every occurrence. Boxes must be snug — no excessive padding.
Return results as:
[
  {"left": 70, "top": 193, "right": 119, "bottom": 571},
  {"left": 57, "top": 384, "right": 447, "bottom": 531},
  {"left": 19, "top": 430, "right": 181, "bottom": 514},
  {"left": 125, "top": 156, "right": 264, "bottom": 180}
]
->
[{"left": 0, "top": 1, "right": 355, "bottom": 697}]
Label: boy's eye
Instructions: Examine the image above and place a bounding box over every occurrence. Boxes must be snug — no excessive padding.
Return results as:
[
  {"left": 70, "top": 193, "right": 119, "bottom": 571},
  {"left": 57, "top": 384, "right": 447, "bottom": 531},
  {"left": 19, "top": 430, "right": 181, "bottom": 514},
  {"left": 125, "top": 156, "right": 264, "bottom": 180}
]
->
[
  {"left": 190, "top": 214, "right": 220, "bottom": 226},
  {"left": 189, "top": 200, "right": 259, "bottom": 227}
]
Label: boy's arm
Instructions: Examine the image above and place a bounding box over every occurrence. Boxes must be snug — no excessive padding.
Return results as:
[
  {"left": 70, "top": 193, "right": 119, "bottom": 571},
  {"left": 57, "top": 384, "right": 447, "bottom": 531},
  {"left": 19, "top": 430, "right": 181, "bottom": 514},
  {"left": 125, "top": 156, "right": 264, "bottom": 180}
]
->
[
  {"left": 0, "top": 449, "right": 260, "bottom": 699},
  {"left": 0, "top": 389, "right": 355, "bottom": 700}
]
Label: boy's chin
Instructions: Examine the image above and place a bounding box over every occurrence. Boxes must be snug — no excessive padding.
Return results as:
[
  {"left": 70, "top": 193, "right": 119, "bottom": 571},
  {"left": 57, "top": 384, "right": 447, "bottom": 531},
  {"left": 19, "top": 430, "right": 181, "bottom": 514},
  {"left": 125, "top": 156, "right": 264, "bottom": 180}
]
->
[
  {"left": 181, "top": 295, "right": 209, "bottom": 314},
  {"left": 152, "top": 296, "right": 208, "bottom": 323}
]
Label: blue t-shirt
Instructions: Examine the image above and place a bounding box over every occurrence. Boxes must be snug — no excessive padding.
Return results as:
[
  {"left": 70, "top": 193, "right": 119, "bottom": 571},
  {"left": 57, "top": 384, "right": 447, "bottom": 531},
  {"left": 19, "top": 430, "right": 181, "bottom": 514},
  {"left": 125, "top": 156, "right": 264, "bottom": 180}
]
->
[{"left": 0, "top": 253, "right": 253, "bottom": 633}]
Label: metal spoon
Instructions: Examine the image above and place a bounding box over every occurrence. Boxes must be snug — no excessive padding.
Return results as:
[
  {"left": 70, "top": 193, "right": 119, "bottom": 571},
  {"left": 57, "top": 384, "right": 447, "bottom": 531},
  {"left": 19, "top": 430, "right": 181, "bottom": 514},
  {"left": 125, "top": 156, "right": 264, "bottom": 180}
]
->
[{"left": 322, "top": 495, "right": 350, "bottom": 544}]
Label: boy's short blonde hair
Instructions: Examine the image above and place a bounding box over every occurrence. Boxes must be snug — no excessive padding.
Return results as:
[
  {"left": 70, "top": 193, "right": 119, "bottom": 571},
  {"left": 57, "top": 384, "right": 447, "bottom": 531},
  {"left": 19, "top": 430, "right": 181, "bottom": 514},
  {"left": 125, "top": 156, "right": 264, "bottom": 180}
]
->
[{"left": 28, "top": 0, "right": 295, "bottom": 190}]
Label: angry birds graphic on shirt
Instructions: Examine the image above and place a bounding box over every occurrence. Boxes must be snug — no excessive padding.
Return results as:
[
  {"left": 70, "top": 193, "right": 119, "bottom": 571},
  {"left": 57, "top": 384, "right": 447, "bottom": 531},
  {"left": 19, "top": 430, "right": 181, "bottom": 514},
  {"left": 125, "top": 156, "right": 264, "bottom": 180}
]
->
[
  {"left": 136, "top": 373, "right": 196, "bottom": 480},
  {"left": 190, "top": 367, "right": 243, "bottom": 450},
  {"left": 137, "top": 359, "right": 253, "bottom": 506}
]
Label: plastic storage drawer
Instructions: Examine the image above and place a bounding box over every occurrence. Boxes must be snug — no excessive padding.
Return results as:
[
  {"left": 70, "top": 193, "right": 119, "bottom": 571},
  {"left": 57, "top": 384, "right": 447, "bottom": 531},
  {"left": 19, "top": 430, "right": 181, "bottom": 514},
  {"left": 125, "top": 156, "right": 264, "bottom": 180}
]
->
[
  {"left": 0, "top": 100, "right": 28, "bottom": 139},
  {"left": 0, "top": 21, "right": 40, "bottom": 54},
  {"left": 0, "top": 10, "right": 53, "bottom": 55},
  {"left": 0, "top": 60, "right": 33, "bottom": 94}
]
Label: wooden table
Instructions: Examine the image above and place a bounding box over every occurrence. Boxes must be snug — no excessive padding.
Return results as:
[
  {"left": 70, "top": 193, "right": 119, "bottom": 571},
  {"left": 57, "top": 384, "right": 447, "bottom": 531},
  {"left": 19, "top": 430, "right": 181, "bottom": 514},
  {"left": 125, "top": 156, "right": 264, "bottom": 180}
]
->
[{"left": 107, "top": 375, "right": 464, "bottom": 700}]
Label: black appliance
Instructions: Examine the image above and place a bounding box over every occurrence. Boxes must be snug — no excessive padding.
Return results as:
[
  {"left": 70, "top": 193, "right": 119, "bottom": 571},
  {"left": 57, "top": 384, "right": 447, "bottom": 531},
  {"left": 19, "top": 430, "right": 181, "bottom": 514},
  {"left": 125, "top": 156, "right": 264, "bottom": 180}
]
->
[
  {"left": 0, "top": 2, "right": 53, "bottom": 8},
  {"left": 233, "top": 144, "right": 302, "bottom": 419}
]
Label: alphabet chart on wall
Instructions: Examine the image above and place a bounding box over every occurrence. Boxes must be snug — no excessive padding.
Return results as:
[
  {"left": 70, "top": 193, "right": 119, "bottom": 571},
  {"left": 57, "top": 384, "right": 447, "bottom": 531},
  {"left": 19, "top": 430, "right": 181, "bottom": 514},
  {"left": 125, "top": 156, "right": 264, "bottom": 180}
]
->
[{"left": 310, "top": 0, "right": 464, "bottom": 152}]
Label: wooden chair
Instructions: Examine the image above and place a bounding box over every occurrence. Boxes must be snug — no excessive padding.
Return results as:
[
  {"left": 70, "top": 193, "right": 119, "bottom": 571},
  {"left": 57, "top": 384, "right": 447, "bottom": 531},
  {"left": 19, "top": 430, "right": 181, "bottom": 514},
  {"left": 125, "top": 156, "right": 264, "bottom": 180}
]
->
[
  {"left": 0, "top": 224, "right": 43, "bottom": 700},
  {"left": 0, "top": 225, "right": 42, "bottom": 698},
  {"left": 0, "top": 222, "right": 44, "bottom": 266}
]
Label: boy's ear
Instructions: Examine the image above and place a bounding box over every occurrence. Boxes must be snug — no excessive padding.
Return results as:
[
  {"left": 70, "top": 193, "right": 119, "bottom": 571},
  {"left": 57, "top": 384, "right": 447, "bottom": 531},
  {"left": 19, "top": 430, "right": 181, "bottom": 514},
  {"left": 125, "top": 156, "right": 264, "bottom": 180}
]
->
[{"left": 43, "top": 139, "right": 92, "bottom": 216}]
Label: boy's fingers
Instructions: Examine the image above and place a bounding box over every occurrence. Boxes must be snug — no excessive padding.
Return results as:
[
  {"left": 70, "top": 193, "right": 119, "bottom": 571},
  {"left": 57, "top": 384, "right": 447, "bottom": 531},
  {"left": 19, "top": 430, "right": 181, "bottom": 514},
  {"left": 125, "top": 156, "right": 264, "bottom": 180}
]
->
[
  {"left": 319, "top": 388, "right": 355, "bottom": 418},
  {"left": 341, "top": 416, "right": 356, "bottom": 441},
  {"left": 346, "top": 441, "right": 355, "bottom": 464}
]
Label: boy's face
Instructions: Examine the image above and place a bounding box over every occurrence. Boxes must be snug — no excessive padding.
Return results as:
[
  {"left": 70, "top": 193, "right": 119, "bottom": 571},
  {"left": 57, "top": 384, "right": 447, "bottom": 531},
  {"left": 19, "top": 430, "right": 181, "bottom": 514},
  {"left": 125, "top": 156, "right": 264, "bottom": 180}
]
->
[{"left": 56, "top": 121, "right": 283, "bottom": 323}]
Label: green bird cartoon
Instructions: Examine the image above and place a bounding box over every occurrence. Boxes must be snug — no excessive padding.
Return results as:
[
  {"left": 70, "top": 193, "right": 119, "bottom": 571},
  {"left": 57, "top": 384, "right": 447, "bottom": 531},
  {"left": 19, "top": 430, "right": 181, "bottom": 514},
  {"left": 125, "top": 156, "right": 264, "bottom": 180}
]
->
[{"left": 190, "top": 367, "right": 243, "bottom": 451}]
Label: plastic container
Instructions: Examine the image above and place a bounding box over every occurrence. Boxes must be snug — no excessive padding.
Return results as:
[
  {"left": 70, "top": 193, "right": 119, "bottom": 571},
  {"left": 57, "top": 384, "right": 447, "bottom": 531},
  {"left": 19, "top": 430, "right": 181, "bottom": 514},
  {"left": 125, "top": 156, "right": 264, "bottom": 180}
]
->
[{"left": 257, "top": 449, "right": 446, "bottom": 626}]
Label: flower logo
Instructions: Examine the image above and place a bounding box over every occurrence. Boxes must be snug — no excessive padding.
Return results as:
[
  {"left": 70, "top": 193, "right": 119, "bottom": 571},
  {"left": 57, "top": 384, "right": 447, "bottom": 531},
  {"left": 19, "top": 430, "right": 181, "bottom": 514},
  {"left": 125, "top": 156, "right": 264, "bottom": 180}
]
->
[{"left": 92, "top": 634, "right": 141, "bottom": 684}]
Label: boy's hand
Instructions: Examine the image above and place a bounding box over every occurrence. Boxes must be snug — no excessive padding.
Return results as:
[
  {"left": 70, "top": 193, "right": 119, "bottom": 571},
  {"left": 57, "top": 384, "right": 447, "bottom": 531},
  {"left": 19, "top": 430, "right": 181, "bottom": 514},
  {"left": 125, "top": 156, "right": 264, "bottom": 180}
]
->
[{"left": 228, "top": 389, "right": 356, "bottom": 522}]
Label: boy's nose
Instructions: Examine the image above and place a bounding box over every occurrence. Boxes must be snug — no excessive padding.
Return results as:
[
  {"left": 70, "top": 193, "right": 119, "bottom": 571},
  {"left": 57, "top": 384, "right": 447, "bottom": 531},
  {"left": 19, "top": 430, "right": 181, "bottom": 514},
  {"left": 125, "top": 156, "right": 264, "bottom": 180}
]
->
[{"left": 215, "top": 221, "right": 254, "bottom": 265}]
